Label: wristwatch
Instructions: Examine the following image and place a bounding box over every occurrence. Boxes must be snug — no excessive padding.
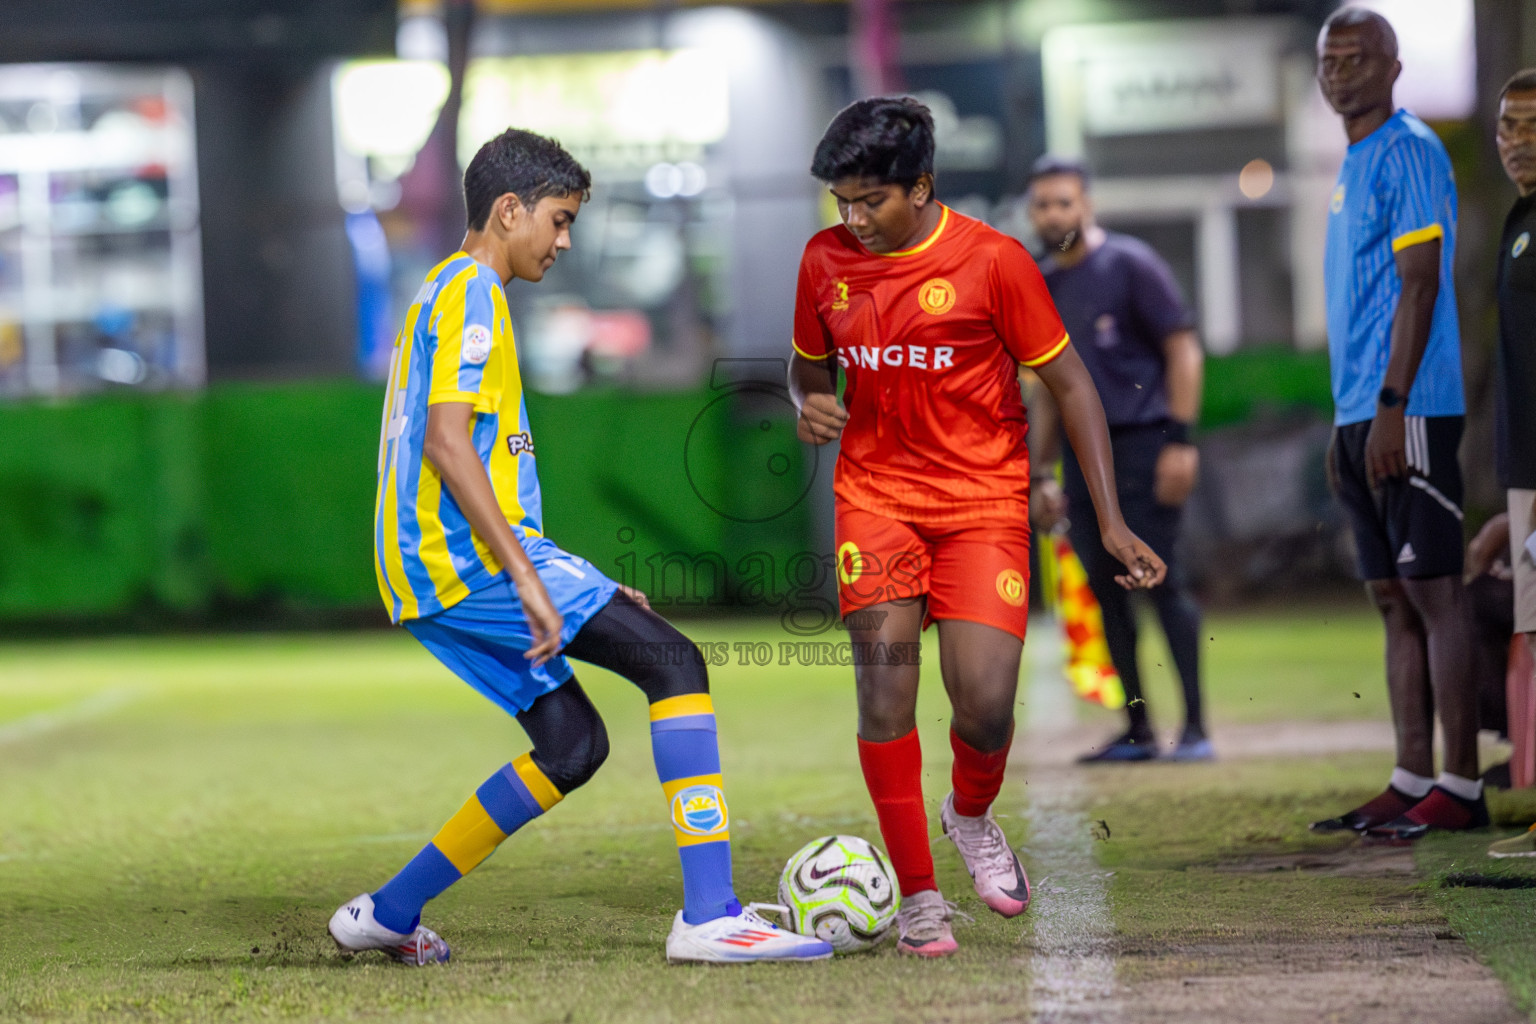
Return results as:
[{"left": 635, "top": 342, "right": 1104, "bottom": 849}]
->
[{"left": 1377, "top": 386, "right": 1404, "bottom": 409}]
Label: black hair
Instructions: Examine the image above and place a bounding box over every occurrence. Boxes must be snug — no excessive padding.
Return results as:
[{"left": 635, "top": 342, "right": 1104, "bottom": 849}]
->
[
  {"left": 1502, "top": 69, "right": 1536, "bottom": 102},
  {"left": 462, "top": 128, "right": 591, "bottom": 231},
  {"left": 810, "top": 96, "right": 935, "bottom": 189},
  {"left": 1027, "top": 154, "right": 1091, "bottom": 191},
  {"left": 1321, "top": 6, "right": 1399, "bottom": 60}
]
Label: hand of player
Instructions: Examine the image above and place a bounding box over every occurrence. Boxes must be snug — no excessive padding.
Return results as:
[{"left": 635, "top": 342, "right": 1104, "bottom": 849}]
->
[
  {"left": 1101, "top": 524, "right": 1167, "bottom": 590},
  {"left": 517, "top": 576, "right": 565, "bottom": 667},
  {"left": 1365, "top": 408, "right": 1407, "bottom": 487},
  {"left": 1466, "top": 512, "right": 1512, "bottom": 582},
  {"left": 1154, "top": 443, "right": 1199, "bottom": 506},
  {"left": 797, "top": 392, "right": 848, "bottom": 445},
  {"left": 619, "top": 584, "right": 651, "bottom": 610},
  {"left": 1031, "top": 476, "right": 1068, "bottom": 532}
]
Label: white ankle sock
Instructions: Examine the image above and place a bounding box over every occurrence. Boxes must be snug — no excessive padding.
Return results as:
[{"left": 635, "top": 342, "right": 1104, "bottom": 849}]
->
[
  {"left": 1436, "top": 772, "right": 1483, "bottom": 801},
  {"left": 1389, "top": 768, "right": 1434, "bottom": 798}
]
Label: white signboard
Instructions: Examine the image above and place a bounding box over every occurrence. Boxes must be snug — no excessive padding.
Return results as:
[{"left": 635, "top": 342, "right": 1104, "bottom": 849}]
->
[
  {"left": 1081, "top": 36, "right": 1281, "bottom": 136},
  {"left": 1043, "top": 18, "right": 1292, "bottom": 153}
]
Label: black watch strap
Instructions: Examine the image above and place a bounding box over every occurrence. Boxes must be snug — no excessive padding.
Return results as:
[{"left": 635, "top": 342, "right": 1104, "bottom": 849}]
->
[{"left": 1378, "top": 386, "right": 1404, "bottom": 409}]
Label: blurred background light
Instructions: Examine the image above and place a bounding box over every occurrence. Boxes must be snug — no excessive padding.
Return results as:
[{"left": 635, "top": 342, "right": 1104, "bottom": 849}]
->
[
  {"left": 395, "top": 13, "right": 448, "bottom": 63},
  {"left": 332, "top": 60, "right": 451, "bottom": 166},
  {"left": 460, "top": 50, "right": 729, "bottom": 168},
  {"left": 26, "top": 101, "right": 58, "bottom": 133},
  {"left": 676, "top": 162, "right": 707, "bottom": 197},
  {"left": 104, "top": 180, "right": 161, "bottom": 227},
  {"left": 1238, "top": 158, "right": 1274, "bottom": 200},
  {"left": 96, "top": 347, "right": 147, "bottom": 385},
  {"left": 645, "top": 162, "right": 685, "bottom": 199},
  {"left": 1354, "top": 0, "right": 1476, "bottom": 121},
  {"left": 641, "top": 162, "right": 708, "bottom": 199}
]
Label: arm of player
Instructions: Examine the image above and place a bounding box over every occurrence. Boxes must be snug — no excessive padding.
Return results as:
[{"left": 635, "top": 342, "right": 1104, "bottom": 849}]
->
[
  {"left": 790, "top": 350, "right": 846, "bottom": 444},
  {"left": 1466, "top": 512, "right": 1511, "bottom": 582},
  {"left": 424, "top": 401, "right": 564, "bottom": 665},
  {"left": 1154, "top": 329, "right": 1204, "bottom": 506},
  {"left": 1034, "top": 345, "right": 1166, "bottom": 589},
  {"left": 1369, "top": 236, "right": 1440, "bottom": 486},
  {"left": 1020, "top": 369, "right": 1068, "bottom": 531}
]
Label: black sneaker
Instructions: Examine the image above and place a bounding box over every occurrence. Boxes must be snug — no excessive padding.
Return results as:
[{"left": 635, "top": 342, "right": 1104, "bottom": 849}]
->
[
  {"left": 1078, "top": 729, "right": 1158, "bottom": 763},
  {"left": 1365, "top": 786, "right": 1491, "bottom": 842},
  {"left": 1309, "top": 786, "right": 1416, "bottom": 833}
]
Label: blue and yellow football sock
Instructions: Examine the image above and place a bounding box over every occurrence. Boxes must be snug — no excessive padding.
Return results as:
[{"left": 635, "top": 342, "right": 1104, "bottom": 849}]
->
[
  {"left": 371, "top": 753, "right": 562, "bottom": 934},
  {"left": 650, "top": 693, "right": 739, "bottom": 924}
]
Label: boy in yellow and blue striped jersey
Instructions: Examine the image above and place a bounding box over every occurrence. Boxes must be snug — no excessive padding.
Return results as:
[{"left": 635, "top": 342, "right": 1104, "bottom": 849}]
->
[{"left": 328, "top": 129, "right": 831, "bottom": 966}]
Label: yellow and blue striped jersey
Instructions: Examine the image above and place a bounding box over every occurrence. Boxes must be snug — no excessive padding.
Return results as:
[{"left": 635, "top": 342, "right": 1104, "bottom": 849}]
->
[{"left": 374, "top": 253, "right": 544, "bottom": 623}]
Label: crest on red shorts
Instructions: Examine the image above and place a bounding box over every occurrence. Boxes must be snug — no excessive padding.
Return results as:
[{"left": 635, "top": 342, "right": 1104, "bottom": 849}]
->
[
  {"left": 996, "top": 568, "right": 1026, "bottom": 607},
  {"left": 838, "top": 541, "right": 866, "bottom": 585}
]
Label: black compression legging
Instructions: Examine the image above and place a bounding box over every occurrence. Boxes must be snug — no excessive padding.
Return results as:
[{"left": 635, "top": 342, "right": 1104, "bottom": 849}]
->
[{"left": 515, "top": 590, "right": 708, "bottom": 794}]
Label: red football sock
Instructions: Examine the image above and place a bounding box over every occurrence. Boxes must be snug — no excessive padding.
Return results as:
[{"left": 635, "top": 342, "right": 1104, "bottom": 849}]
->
[
  {"left": 950, "top": 725, "right": 1013, "bottom": 818},
  {"left": 857, "top": 729, "right": 936, "bottom": 897}
]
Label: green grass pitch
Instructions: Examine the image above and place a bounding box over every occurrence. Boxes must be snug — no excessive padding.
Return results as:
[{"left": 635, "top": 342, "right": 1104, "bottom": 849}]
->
[{"left": 1, "top": 610, "right": 1533, "bottom": 1022}]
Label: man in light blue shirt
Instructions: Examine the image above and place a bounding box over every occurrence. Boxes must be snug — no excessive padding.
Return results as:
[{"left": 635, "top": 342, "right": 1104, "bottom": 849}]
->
[{"left": 1311, "top": 7, "right": 1483, "bottom": 841}]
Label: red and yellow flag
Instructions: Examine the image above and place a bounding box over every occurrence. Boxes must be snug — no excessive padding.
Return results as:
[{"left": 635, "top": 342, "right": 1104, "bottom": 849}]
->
[{"left": 1039, "top": 532, "right": 1125, "bottom": 710}]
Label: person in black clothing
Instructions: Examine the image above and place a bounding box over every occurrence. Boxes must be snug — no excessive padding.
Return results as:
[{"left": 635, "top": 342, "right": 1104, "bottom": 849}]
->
[
  {"left": 1487, "top": 70, "right": 1536, "bottom": 655},
  {"left": 1474, "top": 70, "right": 1536, "bottom": 856},
  {"left": 1025, "top": 155, "right": 1211, "bottom": 762}
]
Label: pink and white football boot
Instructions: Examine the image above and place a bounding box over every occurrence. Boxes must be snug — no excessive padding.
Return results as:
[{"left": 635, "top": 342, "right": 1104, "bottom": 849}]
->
[
  {"left": 939, "top": 793, "right": 1031, "bottom": 917},
  {"left": 894, "top": 889, "right": 960, "bottom": 957}
]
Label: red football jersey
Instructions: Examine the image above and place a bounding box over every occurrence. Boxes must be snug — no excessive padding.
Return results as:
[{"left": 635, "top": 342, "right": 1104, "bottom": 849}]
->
[{"left": 792, "top": 205, "right": 1070, "bottom": 524}]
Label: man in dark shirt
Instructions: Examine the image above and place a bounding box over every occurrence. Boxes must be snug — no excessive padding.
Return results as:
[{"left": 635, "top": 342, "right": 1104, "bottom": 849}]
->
[
  {"left": 1492, "top": 69, "right": 1536, "bottom": 636},
  {"left": 1476, "top": 69, "right": 1536, "bottom": 857},
  {"left": 1026, "top": 155, "right": 1210, "bottom": 762}
]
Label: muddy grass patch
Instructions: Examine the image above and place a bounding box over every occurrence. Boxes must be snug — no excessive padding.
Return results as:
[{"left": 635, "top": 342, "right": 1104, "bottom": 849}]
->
[
  {"left": 1211, "top": 843, "right": 1417, "bottom": 879},
  {"left": 1419, "top": 828, "right": 1536, "bottom": 1017},
  {"left": 1083, "top": 752, "right": 1523, "bottom": 1022}
]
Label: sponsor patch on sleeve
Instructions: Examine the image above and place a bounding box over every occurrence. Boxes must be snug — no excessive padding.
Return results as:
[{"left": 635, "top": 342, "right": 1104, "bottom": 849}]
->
[{"left": 463, "top": 324, "right": 493, "bottom": 365}]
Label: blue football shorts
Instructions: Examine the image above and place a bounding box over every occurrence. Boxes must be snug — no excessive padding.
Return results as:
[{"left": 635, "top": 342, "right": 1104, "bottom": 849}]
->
[{"left": 404, "top": 535, "right": 621, "bottom": 716}]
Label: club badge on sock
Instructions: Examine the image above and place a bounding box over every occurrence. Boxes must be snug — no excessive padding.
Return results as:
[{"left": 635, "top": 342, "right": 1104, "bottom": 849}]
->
[{"left": 671, "top": 783, "right": 728, "bottom": 837}]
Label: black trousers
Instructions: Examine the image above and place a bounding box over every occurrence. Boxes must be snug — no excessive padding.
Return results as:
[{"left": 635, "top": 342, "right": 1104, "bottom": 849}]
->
[{"left": 1063, "top": 423, "right": 1205, "bottom": 735}]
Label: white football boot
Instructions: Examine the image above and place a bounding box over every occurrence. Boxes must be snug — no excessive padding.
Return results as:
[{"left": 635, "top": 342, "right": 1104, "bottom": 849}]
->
[
  {"left": 666, "top": 903, "right": 833, "bottom": 963},
  {"left": 328, "top": 893, "right": 451, "bottom": 966},
  {"left": 939, "top": 793, "right": 1031, "bottom": 917}
]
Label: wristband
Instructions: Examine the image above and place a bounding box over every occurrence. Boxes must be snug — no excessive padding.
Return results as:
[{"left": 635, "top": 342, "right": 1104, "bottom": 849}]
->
[{"left": 1164, "top": 421, "right": 1191, "bottom": 446}]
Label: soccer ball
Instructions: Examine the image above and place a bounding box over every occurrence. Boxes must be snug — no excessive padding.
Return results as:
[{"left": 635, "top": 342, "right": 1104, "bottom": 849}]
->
[{"left": 777, "top": 835, "right": 899, "bottom": 953}]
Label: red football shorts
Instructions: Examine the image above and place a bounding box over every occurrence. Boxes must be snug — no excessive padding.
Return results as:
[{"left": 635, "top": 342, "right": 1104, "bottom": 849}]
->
[{"left": 834, "top": 505, "right": 1032, "bottom": 642}]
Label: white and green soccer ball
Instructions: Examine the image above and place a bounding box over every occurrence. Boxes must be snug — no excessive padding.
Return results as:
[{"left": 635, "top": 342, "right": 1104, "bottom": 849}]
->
[{"left": 777, "top": 835, "right": 899, "bottom": 953}]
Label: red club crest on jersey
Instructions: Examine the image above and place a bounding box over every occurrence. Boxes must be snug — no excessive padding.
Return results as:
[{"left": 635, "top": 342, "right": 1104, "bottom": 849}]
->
[{"left": 918, "top": 278, "right": 956, "bottom": 315}]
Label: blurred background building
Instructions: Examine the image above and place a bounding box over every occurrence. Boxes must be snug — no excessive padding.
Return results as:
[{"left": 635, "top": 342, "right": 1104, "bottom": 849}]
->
[{"left": 0, "top": 0, "right": 1528, "bottom": 626}]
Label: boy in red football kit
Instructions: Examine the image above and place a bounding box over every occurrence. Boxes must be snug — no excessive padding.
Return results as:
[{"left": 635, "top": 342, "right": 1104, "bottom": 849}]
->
[{"left": 790, "top": 97, "right": 1165, "bottom": 956}]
